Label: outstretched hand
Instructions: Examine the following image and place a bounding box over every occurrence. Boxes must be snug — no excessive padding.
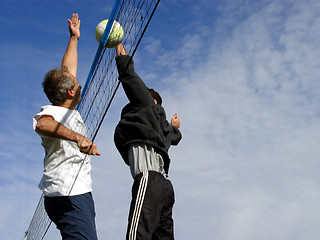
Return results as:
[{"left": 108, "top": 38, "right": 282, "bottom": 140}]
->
[
  {"left": 171, "top": 113, "right": 180, "bottom": 128},
  {"left": 67, "top": 13, "right": 80, "bottom": 39}
]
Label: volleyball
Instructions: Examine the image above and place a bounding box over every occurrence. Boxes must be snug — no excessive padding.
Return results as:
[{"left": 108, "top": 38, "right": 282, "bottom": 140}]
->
[{"left": 95, "top": 19, "right": 124, "bottom": 48}]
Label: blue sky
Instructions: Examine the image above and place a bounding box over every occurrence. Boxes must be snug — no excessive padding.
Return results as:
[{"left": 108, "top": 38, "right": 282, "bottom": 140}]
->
[{"left": 1, "top": 0, "right": 320, "bottom": 239}]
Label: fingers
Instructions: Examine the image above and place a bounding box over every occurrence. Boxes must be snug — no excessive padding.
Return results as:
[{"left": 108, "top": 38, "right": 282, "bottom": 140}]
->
[
  {"left": 90, "top": 144, "right": 101, "bottom": 156},
  {"left": 86, "top": 143, "right": 100, "bottom": 156},
  {"left": 77, "top": 138, "right": 100, "bottom": 156},
  {"left": 172, "top": 113, "right": 179, "bottom": 121},
  {"left": 72, "top": 13, "right": 80, "bottom": 25},
  {"left": 171, "top": 113, "right": 180, "bottom": 128},
  {"left": 69, "top": 14, "right": 80, "bottom": 28},
  {"left": 67, "top": 13, "right": 80, "bottom": 39},
  {"left": 116, "top": 43, "right": 127, "bottom": 56},
  {"left": 79, "top": 145, "right": 101, "bottom": 156}
]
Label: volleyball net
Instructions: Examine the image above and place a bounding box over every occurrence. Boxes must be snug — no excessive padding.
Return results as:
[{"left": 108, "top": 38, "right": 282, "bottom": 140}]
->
[{"left": 25, "top": 0, "right": 160, "bottom": 239}]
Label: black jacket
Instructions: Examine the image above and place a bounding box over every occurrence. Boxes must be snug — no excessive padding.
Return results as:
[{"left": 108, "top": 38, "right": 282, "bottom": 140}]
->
[{"left": 114, "top": 55, "right": 182, "bottom": 174}]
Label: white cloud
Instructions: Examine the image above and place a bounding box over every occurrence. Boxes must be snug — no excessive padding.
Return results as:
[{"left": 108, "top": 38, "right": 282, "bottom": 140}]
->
[{"left": 142, "top": 1, "right": 320, "bottom": 239}]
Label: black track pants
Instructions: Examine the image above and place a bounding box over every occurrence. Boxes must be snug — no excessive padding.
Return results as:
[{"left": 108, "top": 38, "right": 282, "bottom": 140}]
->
[{"left": 126, "top": 171, "right": 175, "bottom": 240}]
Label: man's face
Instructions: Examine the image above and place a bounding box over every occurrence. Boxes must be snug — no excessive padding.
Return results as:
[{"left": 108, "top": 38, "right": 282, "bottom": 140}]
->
[
  {"left": 65, "top": 72, "right": 82, "bottom": 105},
  {"left": 73, "top": 78, "right": 82, "bottom": 104}
]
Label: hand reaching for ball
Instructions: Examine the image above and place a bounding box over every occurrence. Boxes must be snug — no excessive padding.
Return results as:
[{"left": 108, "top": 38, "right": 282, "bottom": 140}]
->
[{"left": 68, "top": 13, "right": 80, "bottom": 40}]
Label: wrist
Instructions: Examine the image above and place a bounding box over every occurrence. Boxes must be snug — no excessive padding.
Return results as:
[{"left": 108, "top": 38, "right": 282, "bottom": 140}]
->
[
  {"left": 70, "top": 35, "right": 80, "bottom": 41},
  {"left": 70, "top": 131, "right": 81, "bottom": 143}
]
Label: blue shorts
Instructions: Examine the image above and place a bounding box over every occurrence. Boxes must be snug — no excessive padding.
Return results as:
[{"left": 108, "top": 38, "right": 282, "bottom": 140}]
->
[{"left": 44, "top": 192, "right": 98, "bottom": 240}]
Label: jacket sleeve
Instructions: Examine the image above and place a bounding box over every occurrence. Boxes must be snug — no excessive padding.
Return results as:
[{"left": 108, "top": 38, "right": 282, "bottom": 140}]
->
[
  {"left": 116, "top": 55, "right": 154, "bottom": 106},
  {"left": 170, "top": 125, "right": 182, "bottom": 146}
]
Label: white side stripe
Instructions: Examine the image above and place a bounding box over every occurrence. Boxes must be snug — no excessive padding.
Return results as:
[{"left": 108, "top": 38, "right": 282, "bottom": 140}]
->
[{"left": 129, "top": 171, "right": 149, "bottom": 240}]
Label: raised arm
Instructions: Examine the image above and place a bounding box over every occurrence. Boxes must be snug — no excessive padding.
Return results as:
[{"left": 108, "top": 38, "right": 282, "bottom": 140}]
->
[
  {"left": 62, "top": 13, "right": 80, "bottom": 77},
  {"left": 36, "top": 115, "right": 100, "bottom": 156},
  {"left": 115, "top": 43, "right": 154, "bottom": 106}
]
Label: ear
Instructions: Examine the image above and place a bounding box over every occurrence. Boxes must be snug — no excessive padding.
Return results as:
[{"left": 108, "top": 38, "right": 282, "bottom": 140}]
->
[
  {"left": 67, "top": 88, "right": 74, "bottom": 98},
  {"left": 154, "top": 99, "right": 158, "bottom": 105}
]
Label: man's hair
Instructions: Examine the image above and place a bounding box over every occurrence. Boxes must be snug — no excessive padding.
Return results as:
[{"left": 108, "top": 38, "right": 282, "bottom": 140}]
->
[
  {"left": 148, "top": 88, "right": 162, "bottom": 106},
  {"left": 42, "top": 66, "right": 75, "bottom": 105}
]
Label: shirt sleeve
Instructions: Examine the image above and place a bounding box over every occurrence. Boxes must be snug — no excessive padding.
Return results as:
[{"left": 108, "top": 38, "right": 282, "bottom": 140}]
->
[
  {"left": 32, "top": 105, "right": 61, "bottom": 131},
  {"left": 33, "top": 109, "right": 54, "bottom": 131}
]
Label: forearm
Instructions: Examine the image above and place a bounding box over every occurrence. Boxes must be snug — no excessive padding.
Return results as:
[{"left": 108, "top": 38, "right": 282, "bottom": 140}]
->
[
  {"left": 62, "top": 13, "right": 80, "bottom": 77},
  {"left": 36, "top": 116, "right": 81, "bottom": 143},
  {"left": 36, "top": 116, "right": 100, "bottom": 156},
  {"left": 62, "top": 36, "right": 78, "bottom": 77}
]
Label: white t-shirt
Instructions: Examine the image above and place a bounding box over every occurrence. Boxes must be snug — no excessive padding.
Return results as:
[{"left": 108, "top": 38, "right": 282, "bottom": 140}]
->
[{"left": 33, "top": 105, "right": 92, "bottom": 197}]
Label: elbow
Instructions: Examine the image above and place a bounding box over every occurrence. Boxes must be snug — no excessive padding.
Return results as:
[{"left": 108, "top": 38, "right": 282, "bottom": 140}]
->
[{"left": 35, "top": 121, "right": 45, "bottom": 134}]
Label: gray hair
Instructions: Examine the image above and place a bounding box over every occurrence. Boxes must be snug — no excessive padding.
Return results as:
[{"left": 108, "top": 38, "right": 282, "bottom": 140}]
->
[{"left": 42, "top": 66, "right": 75, "bottom": 105}]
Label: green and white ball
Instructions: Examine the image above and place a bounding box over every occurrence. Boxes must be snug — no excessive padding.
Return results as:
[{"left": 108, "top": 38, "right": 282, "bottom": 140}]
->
[{"left": 95, "top": 19, "right": 124, "bottom": 48}]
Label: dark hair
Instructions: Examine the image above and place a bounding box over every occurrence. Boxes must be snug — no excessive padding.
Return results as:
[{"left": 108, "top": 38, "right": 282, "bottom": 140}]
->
[
  {"left": 42, "top": 66, "right": 74, "bottom": 105},
  {"left": 148, "top": 88, "right": 162, "bottom": 106}
]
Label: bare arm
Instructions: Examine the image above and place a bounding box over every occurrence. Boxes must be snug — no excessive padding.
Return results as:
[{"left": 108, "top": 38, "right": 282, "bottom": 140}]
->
[
  {"left": 36, "top": 115, "right": 100, "bottom": 156},
  {"left": 62, "top": 13, "right": 80, "bottom": 77}
]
